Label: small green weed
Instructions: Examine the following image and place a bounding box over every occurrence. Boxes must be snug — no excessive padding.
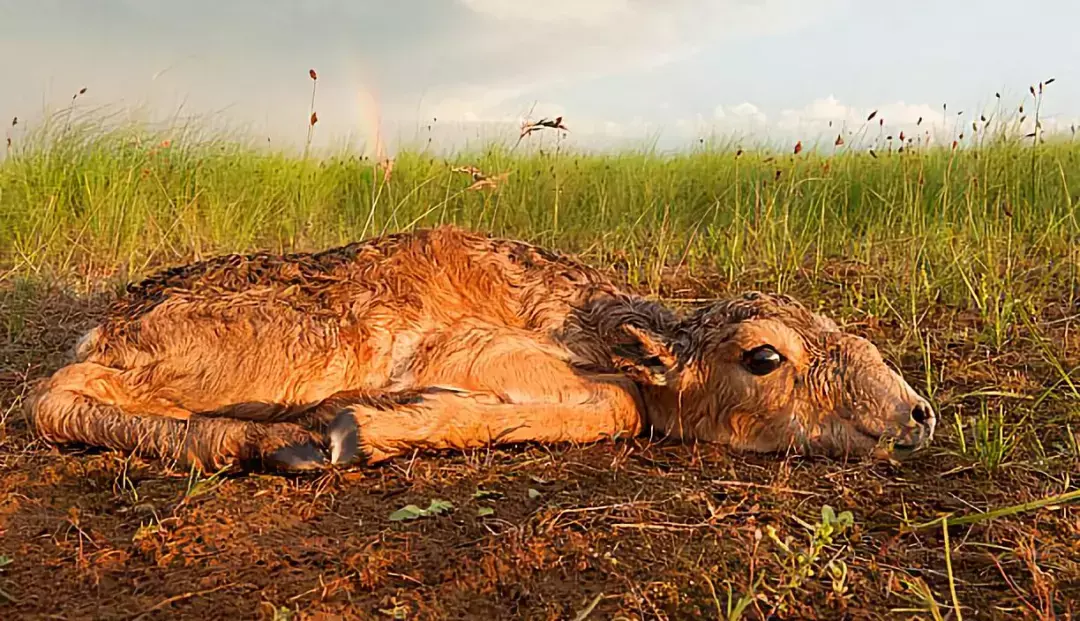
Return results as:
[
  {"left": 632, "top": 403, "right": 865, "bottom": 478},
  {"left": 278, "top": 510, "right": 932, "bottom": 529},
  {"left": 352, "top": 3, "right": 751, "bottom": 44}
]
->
[
  {"left": 389, "top": 498, "right": 454, "bottom": 521},
  {"left": 764, "top": 504, "right": 856, "bottom": 611}
]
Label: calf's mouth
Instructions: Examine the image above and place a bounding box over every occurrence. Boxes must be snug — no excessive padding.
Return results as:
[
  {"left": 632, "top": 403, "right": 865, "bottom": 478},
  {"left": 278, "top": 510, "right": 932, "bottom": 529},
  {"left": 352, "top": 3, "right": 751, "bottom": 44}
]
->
[{"left": 854, "top": 423, "right": 934, "bottom": 460}]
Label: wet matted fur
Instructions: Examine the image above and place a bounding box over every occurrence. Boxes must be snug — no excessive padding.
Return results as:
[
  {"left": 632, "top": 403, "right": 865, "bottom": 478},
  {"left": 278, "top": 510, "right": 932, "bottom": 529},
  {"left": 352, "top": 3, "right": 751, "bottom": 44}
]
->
[{"left": 27, "top": 226, "right": 936, "bottom": 472}]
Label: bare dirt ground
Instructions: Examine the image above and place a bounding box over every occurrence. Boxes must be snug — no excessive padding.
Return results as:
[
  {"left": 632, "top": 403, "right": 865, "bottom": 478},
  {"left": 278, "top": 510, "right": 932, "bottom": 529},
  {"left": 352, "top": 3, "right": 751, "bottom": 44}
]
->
[{"left": 1, "top": 269, "right": 1078, "bottom": 620}]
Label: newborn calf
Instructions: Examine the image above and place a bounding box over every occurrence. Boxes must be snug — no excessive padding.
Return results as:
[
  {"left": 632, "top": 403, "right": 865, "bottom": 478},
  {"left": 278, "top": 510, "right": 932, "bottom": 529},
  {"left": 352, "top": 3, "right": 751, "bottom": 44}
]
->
[{"left": 28, "top": 226, "right": 935, "bottom": 471}]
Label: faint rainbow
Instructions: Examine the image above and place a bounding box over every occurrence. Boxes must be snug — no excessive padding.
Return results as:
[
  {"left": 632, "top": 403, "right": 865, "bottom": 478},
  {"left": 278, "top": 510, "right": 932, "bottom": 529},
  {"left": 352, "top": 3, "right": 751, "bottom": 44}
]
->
[{"left": 342, "top": 55, "right": 386, "bottom": 159}]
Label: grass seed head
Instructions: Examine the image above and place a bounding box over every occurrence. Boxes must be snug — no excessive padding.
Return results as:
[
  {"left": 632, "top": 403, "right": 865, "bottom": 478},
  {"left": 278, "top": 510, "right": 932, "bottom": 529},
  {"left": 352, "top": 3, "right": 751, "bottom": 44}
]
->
[{"left": 378, "top": 157, "right": 394, "bottom": 184}]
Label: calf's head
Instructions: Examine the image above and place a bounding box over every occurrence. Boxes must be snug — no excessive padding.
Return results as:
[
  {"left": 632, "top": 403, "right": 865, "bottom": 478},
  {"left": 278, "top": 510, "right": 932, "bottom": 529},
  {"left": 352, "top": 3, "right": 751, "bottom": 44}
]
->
[{"left": 617, "top": 292, "right": 936, "bottom": 460}]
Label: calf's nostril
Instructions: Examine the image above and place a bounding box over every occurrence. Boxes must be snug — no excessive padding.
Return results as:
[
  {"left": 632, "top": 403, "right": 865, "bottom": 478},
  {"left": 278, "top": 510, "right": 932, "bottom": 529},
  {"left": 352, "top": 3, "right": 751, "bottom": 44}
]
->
[{"left": 911, "top": 402, "right": 933, "bottom": 426}]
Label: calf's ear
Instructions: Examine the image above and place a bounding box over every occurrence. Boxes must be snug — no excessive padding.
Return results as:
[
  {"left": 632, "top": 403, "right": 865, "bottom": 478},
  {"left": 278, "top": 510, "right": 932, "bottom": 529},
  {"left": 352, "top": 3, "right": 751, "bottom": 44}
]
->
[{"left": 611, "top": 324, "right": 679, "bottom": 386}]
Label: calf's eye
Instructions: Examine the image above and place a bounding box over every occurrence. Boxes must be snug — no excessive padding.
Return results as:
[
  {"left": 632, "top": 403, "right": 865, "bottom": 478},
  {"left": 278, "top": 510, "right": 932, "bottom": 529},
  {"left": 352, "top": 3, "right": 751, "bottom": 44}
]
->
[{"left": 742, "top": 345, "right": 785, "bottom": 376}]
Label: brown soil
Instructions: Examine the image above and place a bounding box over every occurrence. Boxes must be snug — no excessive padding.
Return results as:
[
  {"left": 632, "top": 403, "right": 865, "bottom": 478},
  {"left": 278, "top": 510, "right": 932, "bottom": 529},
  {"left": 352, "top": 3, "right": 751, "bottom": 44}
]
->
[{"left": 1, "top": 271, "right": 1077, "bottom": 620}]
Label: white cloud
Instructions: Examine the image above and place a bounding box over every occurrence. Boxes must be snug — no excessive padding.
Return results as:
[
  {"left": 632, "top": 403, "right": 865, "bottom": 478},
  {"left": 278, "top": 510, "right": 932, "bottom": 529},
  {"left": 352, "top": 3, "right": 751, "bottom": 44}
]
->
[
  {"left": 412, "top": 1, "right": 850, "bottom": 123},
  {"left": 427, "top": 86, "right": 534, "bottom": 123},
  {"left": 780, "top": 95, "right": 849, "bottom": 123},
  {"left": 459, "top": 0, "right": 632, "bottom": 25},
  {"left": 731, "top": 102, "right": 767, "bottom": 124},
  {"left": 675, "top": 113, "right": 709, "bottom": 133},
  {"left": 603, "top": 120, "right": 625, "bottom": 137},
  {"left": 777, "top": 96, "right": 942, "bottom": 135}
]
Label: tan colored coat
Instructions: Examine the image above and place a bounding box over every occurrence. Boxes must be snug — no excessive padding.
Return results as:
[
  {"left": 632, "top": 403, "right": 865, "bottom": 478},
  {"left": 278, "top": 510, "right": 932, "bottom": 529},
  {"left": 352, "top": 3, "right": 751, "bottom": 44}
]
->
[{"left": 28, "top": 226, "right": 936, "bottom": 472}]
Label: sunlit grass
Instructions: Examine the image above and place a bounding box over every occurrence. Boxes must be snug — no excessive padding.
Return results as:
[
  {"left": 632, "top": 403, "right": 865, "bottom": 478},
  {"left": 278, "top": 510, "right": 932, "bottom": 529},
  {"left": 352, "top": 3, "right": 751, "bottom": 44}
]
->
[{"left": 3, "top": 99, "right": 1078, "bottom": 326}]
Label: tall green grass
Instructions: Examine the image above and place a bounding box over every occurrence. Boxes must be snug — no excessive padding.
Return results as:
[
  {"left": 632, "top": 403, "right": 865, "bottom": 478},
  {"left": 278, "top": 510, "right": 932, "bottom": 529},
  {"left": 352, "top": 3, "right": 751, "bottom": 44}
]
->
[{"left": 2, "top": 105, "right": 1078, "bottom": 326}]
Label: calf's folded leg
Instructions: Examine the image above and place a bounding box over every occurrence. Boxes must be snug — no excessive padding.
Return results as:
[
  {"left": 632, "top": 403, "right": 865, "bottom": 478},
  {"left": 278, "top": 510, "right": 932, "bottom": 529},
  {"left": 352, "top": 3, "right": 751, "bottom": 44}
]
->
[
  {"left": 308, "top": 328, "right": 648, "bottom": 463},
  {"left": 27, "top": 362, "right": 323, "bottom": 472},
  {"left": 333, "top": 382, "right": 645, "bottom": 463}
]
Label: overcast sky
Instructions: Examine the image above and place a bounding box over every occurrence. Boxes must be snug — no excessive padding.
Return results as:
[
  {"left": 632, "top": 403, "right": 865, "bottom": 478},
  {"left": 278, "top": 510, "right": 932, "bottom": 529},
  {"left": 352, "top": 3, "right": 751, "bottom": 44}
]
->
[{"left": 2, "top": 1, "right": 1077, "bottom": 153}]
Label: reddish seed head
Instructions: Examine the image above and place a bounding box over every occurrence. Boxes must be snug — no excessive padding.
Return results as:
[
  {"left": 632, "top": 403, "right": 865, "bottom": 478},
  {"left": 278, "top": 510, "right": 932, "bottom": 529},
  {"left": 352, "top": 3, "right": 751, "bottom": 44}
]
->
[
  {"left": 379, "top": 158, "right": 395, "bottom": 184},
  {"left": 793, "top": 140, "right": 802, "bottom": 155},
  {"left": 1030, "top": 85, "right": 1036, "bottom": 97},
  {"left": 952, "top": 140, "right": 958, "bottom": 149},
  {"left": 78, "top": 87, "right": 87, "bottom": 95},
  {"left": 834, "top": 134, "right": 844, "bottom": 147},
  {"left": 879, "top": 118, "right": 884, "bottom": 127},
  {"left": 899, "top": 131, "right": 905, "bottom": 141},
  {"left": 309, "top": 69, "right": 318, "bottom": 81},
  {"left": 867, "top": 110, "right": 877, "bottom": 121},
  {"left": 310, "top": 112, "right": 318, "bottom": 126}
]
